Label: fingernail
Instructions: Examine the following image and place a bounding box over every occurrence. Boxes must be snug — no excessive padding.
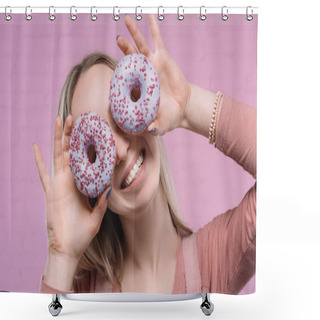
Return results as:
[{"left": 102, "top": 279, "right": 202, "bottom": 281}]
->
[
  {"left": 148, "top": 128, "right": 156, "bottom": 133},
  {"left": 116, "top": 35, "right": 121, "bottom": 41},
  {"left": 106, "top": 186, "right": 112, "bottom": 200}
]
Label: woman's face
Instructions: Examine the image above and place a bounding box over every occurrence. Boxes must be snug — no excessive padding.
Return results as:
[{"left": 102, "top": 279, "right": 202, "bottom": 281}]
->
[{"left": 71, "top": 64, "right": 161, "bottom": 218}]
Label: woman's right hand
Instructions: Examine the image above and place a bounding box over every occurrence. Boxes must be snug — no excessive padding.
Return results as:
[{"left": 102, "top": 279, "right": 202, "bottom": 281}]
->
[
  {"left": 117, "top": 15, "right": 192, "bottom": 136},
  {"left": 32, "top": 115, "right": 110, "bottom": 275}
]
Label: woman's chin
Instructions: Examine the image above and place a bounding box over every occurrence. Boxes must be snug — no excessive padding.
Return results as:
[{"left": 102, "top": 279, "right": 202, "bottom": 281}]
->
[{"left": 109, "top": 180, "right": 159, "bottom": 219}]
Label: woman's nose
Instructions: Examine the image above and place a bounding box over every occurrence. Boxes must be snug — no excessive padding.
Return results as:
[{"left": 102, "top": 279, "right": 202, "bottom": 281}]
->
[{"left": 113, "top": 130, "right": 130, "bottom": 166}]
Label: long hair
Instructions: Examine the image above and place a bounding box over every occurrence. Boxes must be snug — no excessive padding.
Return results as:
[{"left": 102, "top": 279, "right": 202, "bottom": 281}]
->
[{"left": 58, "top": 52, "right": 193, "bottom": 290}]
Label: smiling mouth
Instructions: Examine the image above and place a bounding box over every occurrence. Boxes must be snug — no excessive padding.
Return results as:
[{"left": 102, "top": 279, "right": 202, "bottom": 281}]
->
[{"left": 121, "top": 149, "right": 145, "bottom": 189}]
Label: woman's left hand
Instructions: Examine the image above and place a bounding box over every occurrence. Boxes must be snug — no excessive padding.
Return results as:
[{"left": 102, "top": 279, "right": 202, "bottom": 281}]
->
[{"left": 117, "top": 14, "right": 191, "bottom": 136}]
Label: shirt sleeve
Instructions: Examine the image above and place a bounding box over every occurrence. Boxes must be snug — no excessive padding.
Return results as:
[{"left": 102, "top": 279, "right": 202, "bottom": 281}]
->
[
  {"left": 39, "top": 274, "right": 74, "bottom": 294},
  {"left": 197, "top": 184, "right": 256, "bottom": 294},
  {"left": 215, "top": 94, "right": 256, "bottom": 179},
  {"left": 39, "top": 271, "right": 95, "bottom": 294},
  {"left": 197, "top": 94, "right": 257, "bottom": 294}
]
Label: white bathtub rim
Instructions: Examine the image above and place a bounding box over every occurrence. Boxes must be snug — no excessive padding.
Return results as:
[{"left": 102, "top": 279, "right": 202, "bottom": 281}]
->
[{"left": 62, "top": 292, "right": 201, "bottom": 302}]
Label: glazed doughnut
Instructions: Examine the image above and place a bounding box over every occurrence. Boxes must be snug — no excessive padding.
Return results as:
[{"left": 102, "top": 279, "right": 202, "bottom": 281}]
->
[
  {"left": 69, "top": 112, "right": 116, "bottom": 198},
  {"left": 109, "top": 53, "right": 160, "bottom": 134}
]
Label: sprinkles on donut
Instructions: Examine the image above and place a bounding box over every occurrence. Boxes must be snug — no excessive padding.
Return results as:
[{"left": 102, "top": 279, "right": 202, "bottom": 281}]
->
[
  {"left": 69, "top": 112, "right": 116, "bottom": 198},
  {"left": 109, "top": 53, "right": 160, "bottom": 134}
]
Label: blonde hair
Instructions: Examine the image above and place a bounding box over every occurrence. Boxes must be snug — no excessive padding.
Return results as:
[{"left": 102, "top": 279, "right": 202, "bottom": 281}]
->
[{"left": 58, "top": 52, "right": 193, "bottom": 290}]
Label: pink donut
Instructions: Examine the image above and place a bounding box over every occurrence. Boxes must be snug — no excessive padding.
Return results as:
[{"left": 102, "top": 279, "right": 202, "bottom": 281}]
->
[
  {"left": 69, "top": 112, "right": 116, "bottom": 198},
  {"left": 109, "top": 53, "right": 160, "bottom": 134}
]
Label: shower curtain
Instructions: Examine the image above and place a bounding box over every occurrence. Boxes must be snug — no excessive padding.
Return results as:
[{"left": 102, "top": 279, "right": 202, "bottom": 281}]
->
[{"left": 0, "top": 10, "right": 257, "bottom": 295}]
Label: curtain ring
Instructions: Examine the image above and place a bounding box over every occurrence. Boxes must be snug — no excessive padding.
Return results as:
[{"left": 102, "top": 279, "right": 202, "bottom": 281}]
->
[
  {"left": 200, "top": 6, "right": 207, "bottom": 21},
  {"left": 4, "top": 6, "right": 12, "bottom": 21},
  {"left": 113, "top": 6, "right": 120, "bottom": 21},
  {"left": 221, "top": 6, "right": 228, "bottom": 21},
  {"left": 70, "top": 6, "right": 77, "bottom": 21},
  {"left": 177, "top": 6, "right": 184, "bottom": 21},
  {"left": 49, "top": 6, "right": 56, "bottom": 21},
  {"left": 246, "top": 6, "right": 253, "bottom": 21},
  {"left": 90, "top": 6, "right": 97, "bottom": 21},
  {"left": 135, "top": 6, "right": 142, "bottom": 21},
  {"left": 157, "top": 6, "right": 164, "bottom": 21},
  {"left": 25, "top": 6, "right": 32, "bottom": 21}
]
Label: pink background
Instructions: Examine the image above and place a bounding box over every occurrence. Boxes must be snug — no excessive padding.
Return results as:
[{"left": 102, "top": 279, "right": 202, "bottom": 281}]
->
[{"left": 0, "top": 14, "right": 257, "bottom": 293}]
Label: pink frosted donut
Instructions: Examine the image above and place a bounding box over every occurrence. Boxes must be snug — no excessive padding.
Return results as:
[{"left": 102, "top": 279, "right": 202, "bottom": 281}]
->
[
  {"left": 109, "top": 53, "right": 160, "bottom": 134},
  {"left": 69, "top": 112, "right": 116, "bottom": 198}
]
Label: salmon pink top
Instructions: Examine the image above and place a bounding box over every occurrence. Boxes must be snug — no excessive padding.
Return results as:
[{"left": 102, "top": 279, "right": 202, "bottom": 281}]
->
[{"left": 40, "top": 94, "right": 256, "bottom": 295}]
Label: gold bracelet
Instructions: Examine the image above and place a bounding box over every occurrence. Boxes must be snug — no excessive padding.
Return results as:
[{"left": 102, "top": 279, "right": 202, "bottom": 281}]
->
[
  {"left": 209, "top": 91, "right": 222, "bottom": 144},
  {"left": 213, "top": 94, "right": 223, "bottom": 146}
]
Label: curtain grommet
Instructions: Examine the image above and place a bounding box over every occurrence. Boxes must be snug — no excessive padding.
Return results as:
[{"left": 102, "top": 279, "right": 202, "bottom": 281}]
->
[
  {"left": 113, "top": 6, "right": 120, "bottom": 21},
  {"left": 177, "top": 6, "right": 184, "bottom": 21},
  {"left": 5, "top": 6, "right": 12, "bottom": 21},
  {"left": 246, "top": 6, "right": 253, "bottom": 21},
  {"left": 221, "top": 6, "right": 228, "bottom": 21},
  {"left": 25, "top": 6, "right": 32, "bottom": 21},
  {"left": 90, "top": 6, "right": 97, "bottom": 21},
  {"left": 157, "top": 6, "right": 164, "bottom": 21},
  {"left": 200, "top": 6, "right": 207, "bottom": 21},
  {"left": 70, "top": 6, "right": 77, "bottom": 21},
  {"left": 49, "top": 6, "right": 56, "bottom": 21},
  {"left": 135, "top": 6, "right": 142, "bottom": 21}
]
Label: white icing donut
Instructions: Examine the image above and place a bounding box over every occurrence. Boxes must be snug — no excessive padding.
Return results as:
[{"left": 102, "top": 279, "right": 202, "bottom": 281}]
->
[
  {"left": 109, "top": 53, "right": 160, "bottom": 134},
  {"left": 69, "top": 112, "right": 116, "bottom": 198}
]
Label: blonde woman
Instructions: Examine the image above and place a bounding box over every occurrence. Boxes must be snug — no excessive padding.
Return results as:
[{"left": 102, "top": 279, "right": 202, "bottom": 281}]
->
[{"left": 33, "top": 15, "right": 256, "bottom": 295}]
